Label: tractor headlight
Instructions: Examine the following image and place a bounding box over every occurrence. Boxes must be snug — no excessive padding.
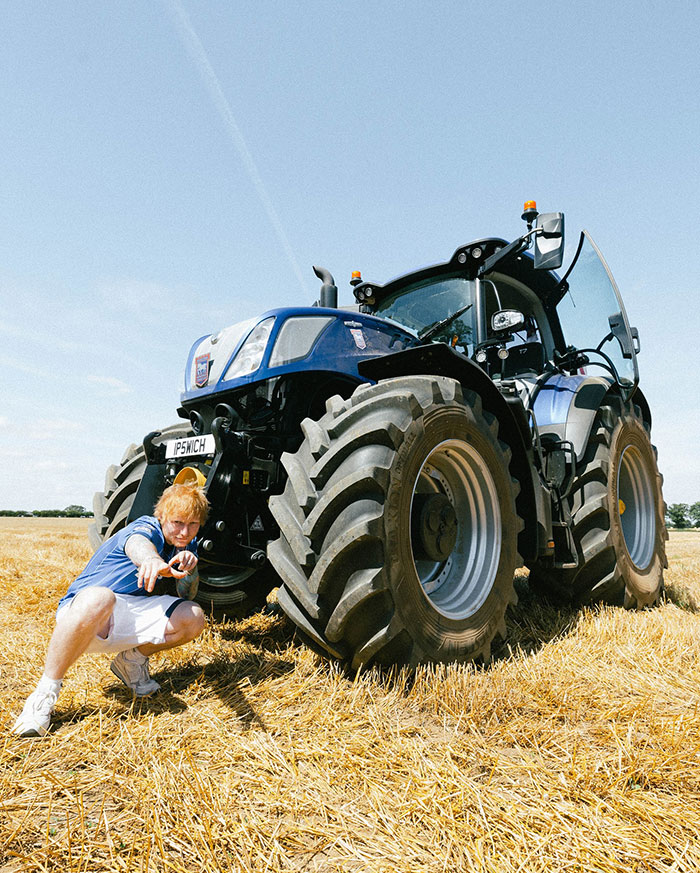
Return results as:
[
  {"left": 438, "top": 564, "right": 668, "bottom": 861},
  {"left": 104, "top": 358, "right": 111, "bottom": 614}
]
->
[{"left": 223, "top": 317, "right": 274, "bottom": 380}]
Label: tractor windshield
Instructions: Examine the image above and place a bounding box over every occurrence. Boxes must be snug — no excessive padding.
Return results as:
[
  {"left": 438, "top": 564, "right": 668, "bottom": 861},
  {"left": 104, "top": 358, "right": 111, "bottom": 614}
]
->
[
  {"left": 374, "top": 276, "right": 478, "bottom": 355},
  {"left": 556, "top": 232, "right": 638, "bottom": 389}
]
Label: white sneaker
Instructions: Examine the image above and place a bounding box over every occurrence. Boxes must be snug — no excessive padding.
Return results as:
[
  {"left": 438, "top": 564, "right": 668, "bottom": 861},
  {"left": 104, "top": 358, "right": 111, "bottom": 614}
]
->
[
  {"left": 12, "top": 689, "right": 58, "bottom": 737},
  {"left": 110, "top": 648, "right": 161, "bottom": 697}
]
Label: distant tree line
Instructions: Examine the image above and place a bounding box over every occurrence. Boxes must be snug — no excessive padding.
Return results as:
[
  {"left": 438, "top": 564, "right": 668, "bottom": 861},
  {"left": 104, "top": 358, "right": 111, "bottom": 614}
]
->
[
  {"left": 665, "top": 503, "right": 700, "bottom": 529},
  {"left": 0, "top": 505, "right": 93, "bottom": 518},
  {"left": 3, "top": 502, "right": 698, "bottom": 527}
]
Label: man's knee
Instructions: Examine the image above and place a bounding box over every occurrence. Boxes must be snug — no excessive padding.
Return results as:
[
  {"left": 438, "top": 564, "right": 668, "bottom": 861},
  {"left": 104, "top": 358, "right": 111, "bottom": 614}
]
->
[
  {"left": 170, "top": 602, "right": 206, "bottom": 641},
  {"left": 66, "top": 587, "right": 116, "bottom": 625}
]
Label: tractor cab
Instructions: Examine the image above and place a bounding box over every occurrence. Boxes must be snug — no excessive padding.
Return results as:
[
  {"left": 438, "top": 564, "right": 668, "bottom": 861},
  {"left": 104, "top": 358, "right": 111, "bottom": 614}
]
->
[{"left": 352, "top": 203, "right": 639, "bottom": 401}]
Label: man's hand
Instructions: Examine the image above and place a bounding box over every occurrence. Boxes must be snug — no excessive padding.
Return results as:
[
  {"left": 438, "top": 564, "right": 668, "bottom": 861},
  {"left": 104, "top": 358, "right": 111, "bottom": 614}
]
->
[
  {"left": 136, "top": 556, "right": 170, "bottom": 592},
  {"left": 168, "top": 550, "right": 198, "bottom": 577},
  {"left": 136, "top": 551, "right": 198, "bottom": 592}
]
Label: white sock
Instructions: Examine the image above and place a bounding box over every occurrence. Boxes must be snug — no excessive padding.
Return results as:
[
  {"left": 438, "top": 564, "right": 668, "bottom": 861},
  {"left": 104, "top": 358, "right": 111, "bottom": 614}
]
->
[{"left": 37, "top": 675, "right": 62, "bottom": 698}]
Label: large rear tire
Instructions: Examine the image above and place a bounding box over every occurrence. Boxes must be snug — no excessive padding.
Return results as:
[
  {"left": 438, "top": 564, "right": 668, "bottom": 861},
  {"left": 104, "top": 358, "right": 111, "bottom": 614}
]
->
[
  {"left": 268, "top": 376, "right": 522, "bottom": 669},
  {"left": 529, "top": 397, "right": 667, "bottom": 607},
  {"left": 89, "top": 425, "right": 274, "bottom": 618}
]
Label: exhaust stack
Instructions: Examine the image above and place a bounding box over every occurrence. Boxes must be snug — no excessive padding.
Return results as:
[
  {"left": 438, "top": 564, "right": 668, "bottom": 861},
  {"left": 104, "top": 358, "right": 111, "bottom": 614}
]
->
[{"left": 313, "top": 265, "right": 338, "bottom": 308}]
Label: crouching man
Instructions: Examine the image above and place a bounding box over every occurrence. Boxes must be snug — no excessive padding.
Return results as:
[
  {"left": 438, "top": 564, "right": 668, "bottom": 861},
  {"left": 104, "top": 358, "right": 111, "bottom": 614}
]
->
[{"left": 12, "top": 482, "right": 209, "bottom": 737}]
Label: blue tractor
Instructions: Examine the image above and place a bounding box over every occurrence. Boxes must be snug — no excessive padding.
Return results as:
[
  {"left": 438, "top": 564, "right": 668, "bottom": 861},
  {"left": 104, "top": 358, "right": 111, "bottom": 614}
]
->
[{"left": 90, "top": 202, "right": 667, "bottom": 668}]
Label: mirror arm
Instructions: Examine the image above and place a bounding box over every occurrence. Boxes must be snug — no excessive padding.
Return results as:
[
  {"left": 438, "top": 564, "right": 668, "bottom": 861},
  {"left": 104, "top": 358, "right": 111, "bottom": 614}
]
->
[
  {"left": 608, "top": 312, "right": 635, "bottom": 359},
  {"left": 477, "top": 233, "right": 532, "bottom": 277},
  {"left": 631, "top": 326, "right": 641, "bottom": 354}
]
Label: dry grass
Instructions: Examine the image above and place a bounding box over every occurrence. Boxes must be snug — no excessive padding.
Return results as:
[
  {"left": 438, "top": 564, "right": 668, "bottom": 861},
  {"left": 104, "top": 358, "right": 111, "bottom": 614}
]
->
[{"left": 2, "top": 519, "right": 700, "bottom": 872}]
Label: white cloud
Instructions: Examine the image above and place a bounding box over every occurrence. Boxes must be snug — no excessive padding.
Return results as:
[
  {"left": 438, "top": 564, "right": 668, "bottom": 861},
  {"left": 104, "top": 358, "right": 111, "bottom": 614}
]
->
[
  {"left": 87, "top": 374, "right": 132, "bottom": 394},
  {"left": 0, "top": 449, "right": 33, "bottom": 461},
  {"left": 0, "top": 316, "right": 144, "bottom": 374},
  {"left": 25, "top": 418, "right": 84, "bottom": 441},
  {"left": 36, "top": 417, "right": 82, "bottom": 431},
  {"left": 96, "top": 279, "right": 172, "bottom": 314},
  {"left": 30, "top": 459, "right": 84, "bottom": 472},
  {"left": 0, "top": 318, "right": 81, "bottom": 354},
  {"left": 652, "top": 415, "right": 700, "bottom": 504},
  {"left": 0, "top": 354, "right": 62, "bottom": 381},
  {"left": 0, "top": 419, "right": 84, "bottom": 449}
]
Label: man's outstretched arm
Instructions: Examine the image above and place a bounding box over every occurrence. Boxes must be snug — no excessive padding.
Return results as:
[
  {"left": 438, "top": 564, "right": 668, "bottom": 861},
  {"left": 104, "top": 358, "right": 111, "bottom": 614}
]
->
[{"left": 125, "top": 535, "right": 197, "bottom": 592}]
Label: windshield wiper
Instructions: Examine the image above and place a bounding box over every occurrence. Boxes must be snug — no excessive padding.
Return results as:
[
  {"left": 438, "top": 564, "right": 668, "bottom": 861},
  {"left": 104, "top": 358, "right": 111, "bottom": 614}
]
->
[{"left": 418, "top": 303, "right": 473, "bottom": 343}]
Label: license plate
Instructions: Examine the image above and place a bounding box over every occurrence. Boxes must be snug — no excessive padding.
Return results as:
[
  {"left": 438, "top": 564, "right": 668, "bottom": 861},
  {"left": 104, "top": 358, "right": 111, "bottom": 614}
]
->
[{"left": 164, "top": 434, "right": 216, "bottom": 459}]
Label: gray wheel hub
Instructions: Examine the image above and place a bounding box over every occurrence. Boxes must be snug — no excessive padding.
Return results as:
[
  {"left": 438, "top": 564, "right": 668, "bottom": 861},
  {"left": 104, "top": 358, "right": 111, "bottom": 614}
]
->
[
  {"left": 413, "top": 493, "right": 458, "bottom": 562},
  {"left": 410, "top": 439, "right": 502, "bottom": 620},
  {"left": 617, "top": 444, "right": 656, "bottom": 570}
]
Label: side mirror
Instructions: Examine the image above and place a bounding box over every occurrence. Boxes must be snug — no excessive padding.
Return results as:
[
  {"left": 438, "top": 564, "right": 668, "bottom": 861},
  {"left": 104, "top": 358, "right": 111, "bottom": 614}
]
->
[
  {"left": 534, "top": 212, "right": 564, "bottom": 270},
  {"left": 492, "top": 309, "right": 525, "bottom": 333}
]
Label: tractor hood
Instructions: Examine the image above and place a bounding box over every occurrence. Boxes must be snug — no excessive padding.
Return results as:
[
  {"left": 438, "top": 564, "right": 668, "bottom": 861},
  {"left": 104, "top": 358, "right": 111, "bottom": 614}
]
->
[{"left": 181, "top": 307, "right": 416, "bottom": 402}]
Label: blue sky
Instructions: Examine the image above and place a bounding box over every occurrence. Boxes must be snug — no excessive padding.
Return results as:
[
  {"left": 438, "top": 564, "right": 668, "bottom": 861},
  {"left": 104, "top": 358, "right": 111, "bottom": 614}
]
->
[{"left": 1, "top": 0, "right": 698, "bottom": 510}]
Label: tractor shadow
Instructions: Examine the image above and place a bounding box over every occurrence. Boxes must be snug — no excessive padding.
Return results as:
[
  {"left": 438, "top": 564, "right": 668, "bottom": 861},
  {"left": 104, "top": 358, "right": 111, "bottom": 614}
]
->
[
  {"left": 660, "top": 580, "right": 700, "bottom": 613},
  {"left": 215, "top": 602, "right": 301, "bottom": 651},
  {"left": 212, "top": 577, "right": 586, "bottom": 685},
  {"left": 493, "top": 572, "right": 583, "bottom": 661},
  {"left": 500, "top": 570, "right": 694, "bottom": 666}
]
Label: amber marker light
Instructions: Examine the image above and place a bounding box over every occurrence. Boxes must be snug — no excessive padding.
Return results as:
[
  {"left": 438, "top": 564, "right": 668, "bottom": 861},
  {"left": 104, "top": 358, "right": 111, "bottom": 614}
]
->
[
  {"left": 350, "top": 270, "right": 362, "bottom": 287},
  {"left": 522, "top": 199, "right": 539, "bottom": 227}
]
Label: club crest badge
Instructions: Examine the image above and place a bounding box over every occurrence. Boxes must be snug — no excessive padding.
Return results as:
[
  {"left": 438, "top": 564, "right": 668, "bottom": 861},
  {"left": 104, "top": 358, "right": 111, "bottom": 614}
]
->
[
  {"left": 194, "top": 353, "right": 211, "bottom": 388},
  {"left": 349, "top": 328, "right": 366, "bottom": 350}
]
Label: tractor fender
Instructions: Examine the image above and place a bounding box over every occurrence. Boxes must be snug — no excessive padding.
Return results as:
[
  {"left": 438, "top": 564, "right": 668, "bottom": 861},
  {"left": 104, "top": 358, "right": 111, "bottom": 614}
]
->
[
  {"left": 128, "top": 462, "right": 169, "bottom": 523},
  {"left": 533, "top": 376, "right": 653, "bottom": 460},
  {"left": 632, "top": 386, "right": 652, "bottom": 430},
  {"left": 532, "top": 374, "right": 616, "bottom": 461},
  {"left": 358, "top": 344, "right": 540, "bottom": 561}
]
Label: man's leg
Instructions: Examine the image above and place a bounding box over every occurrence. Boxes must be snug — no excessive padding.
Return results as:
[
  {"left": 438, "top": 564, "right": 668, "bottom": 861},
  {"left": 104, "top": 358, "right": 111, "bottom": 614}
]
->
[
  {"left": 137, "top": 601, "right": 206, "bottom": 656},
  {"left": 12, "top": 587, "right": 116, "bottom": 737},
  {"left": 45, "top": 587, "right": 117, "bottom": 679},
  {"left": 110, "top": 600, "right": 205, "bottom": 697}
]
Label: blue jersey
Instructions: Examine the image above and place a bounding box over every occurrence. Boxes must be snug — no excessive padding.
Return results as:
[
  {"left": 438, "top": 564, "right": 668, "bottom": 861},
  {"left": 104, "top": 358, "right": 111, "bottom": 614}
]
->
[{"left": 58, "top": 516, "right": 198, "bottom": 612}]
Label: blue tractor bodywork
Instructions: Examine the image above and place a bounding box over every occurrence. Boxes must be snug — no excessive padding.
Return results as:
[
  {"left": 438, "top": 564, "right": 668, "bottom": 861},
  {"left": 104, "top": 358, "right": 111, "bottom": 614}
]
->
[
  {"left": 129, "top": 217, "right": 644, "bottom": 577},
  {"left": 91, "top": 203, "right": 663, "bottom": 663},
  {"left": 180, "top": 307, "right": 414, "bottom": 405}
]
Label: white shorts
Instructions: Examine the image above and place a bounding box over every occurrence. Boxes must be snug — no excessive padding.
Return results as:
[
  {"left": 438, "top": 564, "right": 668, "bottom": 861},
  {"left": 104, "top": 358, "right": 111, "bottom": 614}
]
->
[{"left": 57, "top": 593, "right": 186, "bottom": 655}]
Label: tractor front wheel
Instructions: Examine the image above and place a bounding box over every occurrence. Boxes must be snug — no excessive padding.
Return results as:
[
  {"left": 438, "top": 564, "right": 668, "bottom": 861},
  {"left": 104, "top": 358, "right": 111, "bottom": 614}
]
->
[{"left": 268, "top": 376, "right": 522, "bottom": 669}]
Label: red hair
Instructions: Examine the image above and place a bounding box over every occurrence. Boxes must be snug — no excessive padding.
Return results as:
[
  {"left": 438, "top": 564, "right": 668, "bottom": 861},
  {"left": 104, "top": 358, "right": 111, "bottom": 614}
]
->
[{"left": 154, "top": 483, "right": 209, "bottom": 525}]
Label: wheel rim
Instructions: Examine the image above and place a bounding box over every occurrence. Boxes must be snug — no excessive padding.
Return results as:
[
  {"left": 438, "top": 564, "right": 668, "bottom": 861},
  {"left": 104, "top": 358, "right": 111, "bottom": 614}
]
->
[
  {"left": 410, "top": 439, "right": 501, "bottom": 619},
  {"left": 198, "top": 565, "right": 255, "bottom": 605},
  {"left": 617, "top": 444, "right": 656, "bottom": 570}
]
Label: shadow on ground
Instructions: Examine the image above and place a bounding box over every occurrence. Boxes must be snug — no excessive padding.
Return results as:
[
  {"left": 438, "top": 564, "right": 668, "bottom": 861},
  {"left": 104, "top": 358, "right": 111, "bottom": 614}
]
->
[
  {"left": 661, "top": 581, "right": 700, "bottom": 613},
  {"left": 50, "top": 618, "right": 298, "bottom": 735},
  {"left": 495, "top": 574, "right": 582, "bottom": 660}
]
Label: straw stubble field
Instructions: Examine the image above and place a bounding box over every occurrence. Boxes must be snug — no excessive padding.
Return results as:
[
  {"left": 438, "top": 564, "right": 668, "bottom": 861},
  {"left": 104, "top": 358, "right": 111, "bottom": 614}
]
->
[{"left": 1, "top": 518, "right": 700, "bottom": 872}]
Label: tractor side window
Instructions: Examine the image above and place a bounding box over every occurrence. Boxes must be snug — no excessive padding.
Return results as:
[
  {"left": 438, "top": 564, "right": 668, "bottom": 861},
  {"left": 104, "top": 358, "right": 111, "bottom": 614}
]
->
[
  {"left": 483, "top": 276, "right": 551, "bottom": 354},
  {"left": 556, "top": 233, "right": 638, "bottom": 388}
]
